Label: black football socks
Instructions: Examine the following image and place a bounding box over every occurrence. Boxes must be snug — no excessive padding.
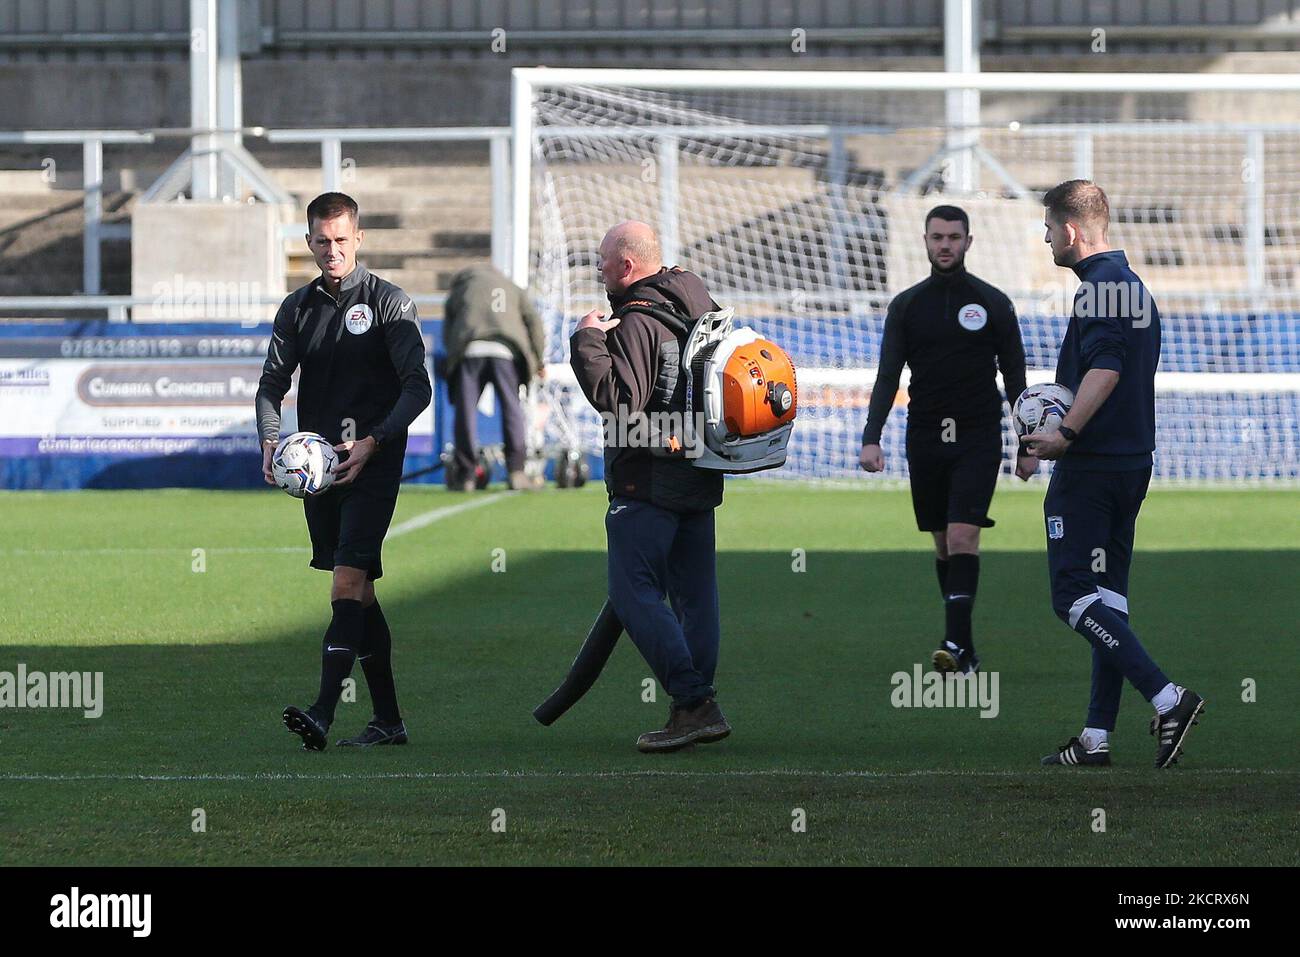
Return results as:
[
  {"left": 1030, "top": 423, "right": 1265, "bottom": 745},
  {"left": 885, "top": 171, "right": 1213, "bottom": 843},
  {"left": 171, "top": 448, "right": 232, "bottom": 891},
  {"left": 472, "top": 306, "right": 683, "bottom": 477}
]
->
[
  {"left": 934, "top": 557, "right": 950, "bottom": 600},
  {"left": 357, "top": 601, "right": 402, "bottom": 725},
  {"left": 943, "top": 553, "right": 980, "bottom": 655},
  {"left": 309, "top": 598, "right": 364, "bottom": 727}
]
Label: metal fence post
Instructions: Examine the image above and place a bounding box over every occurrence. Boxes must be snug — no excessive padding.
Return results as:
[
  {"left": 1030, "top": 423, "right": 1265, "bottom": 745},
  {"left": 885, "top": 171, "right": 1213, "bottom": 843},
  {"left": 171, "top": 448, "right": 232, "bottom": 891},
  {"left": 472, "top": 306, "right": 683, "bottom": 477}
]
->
[
  {"left": 828, "top": 130, "right": 849, "bottom": 297},
  {"left": 1073, "top": 130, "right": 1094, "bottom": 180},
  {"left": 490, "top": 132, "right": 511, "bottom": 276},
  {"left": 321, "top": 137, "right": 342, "bottom": 193},
  {"left": 1245, "top": 130, "right": 1265, "bottom": 293},
  {"left": 82, "top": 138, "right": 103, "bottom": 295},
  {"left": 657, "top": 135, "right": 680, "bottom": 266},
  {"left": 944, "top": 0, "right": 980, "bottom": 193},
  {"left": 216, "top": 0, "right": 243, "bottom": 198},
  {"left": 190, "top": 0, "right": 218, "bottom": 200}
]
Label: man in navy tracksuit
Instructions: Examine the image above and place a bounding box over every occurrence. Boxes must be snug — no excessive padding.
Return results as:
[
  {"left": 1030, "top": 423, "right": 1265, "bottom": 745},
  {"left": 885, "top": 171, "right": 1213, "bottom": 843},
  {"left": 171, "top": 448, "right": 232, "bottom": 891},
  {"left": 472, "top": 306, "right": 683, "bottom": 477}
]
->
[{"left": 1025, "top": 180, "right": 1205, "bottom": 769}]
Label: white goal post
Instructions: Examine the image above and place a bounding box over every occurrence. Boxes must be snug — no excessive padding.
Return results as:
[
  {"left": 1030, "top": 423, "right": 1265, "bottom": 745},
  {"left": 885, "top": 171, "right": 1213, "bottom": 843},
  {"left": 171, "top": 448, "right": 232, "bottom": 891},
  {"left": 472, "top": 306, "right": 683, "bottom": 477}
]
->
[{"left": 510, "top": 68, "right": 1300, "bottom": 485}]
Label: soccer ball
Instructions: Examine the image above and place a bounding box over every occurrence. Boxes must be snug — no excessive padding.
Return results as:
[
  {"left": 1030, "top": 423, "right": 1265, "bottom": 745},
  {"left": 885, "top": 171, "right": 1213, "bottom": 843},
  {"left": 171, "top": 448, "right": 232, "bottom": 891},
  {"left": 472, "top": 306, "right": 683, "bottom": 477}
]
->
[
  {"left": 271, "top": 431, "right": 338, "bottom": 498},
  {"left": 1013, "top": 384, "right": 1074, "bottom": 439}
]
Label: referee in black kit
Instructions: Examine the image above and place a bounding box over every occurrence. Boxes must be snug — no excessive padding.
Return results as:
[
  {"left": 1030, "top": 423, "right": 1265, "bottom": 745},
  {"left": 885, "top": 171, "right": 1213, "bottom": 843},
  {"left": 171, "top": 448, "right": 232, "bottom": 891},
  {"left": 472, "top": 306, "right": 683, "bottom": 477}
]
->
[
  {"left": 256, "top": 192, "right": 432, "bottom": 751},
  {"left": 859, "top": 205, "right": 1035, "bottom": 674}
]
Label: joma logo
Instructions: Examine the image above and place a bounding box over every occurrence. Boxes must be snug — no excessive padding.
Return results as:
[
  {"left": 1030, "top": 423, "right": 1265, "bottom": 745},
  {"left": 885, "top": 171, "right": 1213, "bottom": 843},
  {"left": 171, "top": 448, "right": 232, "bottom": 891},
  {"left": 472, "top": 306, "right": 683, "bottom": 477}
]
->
[{"left": 1083, "top": 616, "right": 1118, "bottom": 648}]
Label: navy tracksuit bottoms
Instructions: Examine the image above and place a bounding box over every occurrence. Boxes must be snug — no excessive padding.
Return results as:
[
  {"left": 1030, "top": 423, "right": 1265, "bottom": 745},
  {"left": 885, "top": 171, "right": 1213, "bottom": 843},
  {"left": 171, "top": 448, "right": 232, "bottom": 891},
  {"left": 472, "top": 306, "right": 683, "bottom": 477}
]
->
[
  {"left": 1044, "top": 465, "right": 1170, "bottom": 730},
  {"left": 604, "top": 496, "right": 720, "bottom": 705}
]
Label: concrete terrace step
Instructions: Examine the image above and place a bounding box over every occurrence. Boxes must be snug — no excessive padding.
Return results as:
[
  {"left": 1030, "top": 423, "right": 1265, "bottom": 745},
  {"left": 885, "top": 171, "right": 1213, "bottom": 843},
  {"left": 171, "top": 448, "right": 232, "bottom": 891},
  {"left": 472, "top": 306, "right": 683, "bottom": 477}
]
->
[
  {"left": 287, "top": 244, "right": 489, "bottom": 268},
  {"left": 289, "top": 249, "right": 487, "bottom": 271},
  {"left": 282, "top": 208, "right": 493, "bottom": 235},
  {"left": 297, "top": 227, "right": 491, "bottom": 253},
  {"left": 286, "top": 259, "right": 486, "bottom": 295},
  {"left": 269, "top": 165, "right": 493, "bottom": 194},
  {"left": 0, "top": 194, "right": 91, "bottom": 215}
]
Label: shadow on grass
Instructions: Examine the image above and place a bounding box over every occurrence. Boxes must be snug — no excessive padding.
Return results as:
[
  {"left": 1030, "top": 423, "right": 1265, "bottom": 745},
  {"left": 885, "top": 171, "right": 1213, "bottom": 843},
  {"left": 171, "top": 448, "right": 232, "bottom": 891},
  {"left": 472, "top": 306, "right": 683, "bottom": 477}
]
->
[
  {"left": 1, "top": 547, "right": 1297, "bottom": 865},
  {"left": 2, "top": 547, "right": 1296, "bottom": 774}
]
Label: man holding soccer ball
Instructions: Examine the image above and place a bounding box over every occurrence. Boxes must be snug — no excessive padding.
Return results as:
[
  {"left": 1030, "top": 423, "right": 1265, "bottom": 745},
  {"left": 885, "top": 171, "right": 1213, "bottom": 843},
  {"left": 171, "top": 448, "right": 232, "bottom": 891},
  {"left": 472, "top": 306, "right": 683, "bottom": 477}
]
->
[
  {"left": 256, "top": 192, "right": 432, "bottom": 751},
  {"left": 1027, "top": 180, "right": 1204, "bottom": 769},
  {"left": 859, "top": 206, "right": 1035, "bottom": 676}
]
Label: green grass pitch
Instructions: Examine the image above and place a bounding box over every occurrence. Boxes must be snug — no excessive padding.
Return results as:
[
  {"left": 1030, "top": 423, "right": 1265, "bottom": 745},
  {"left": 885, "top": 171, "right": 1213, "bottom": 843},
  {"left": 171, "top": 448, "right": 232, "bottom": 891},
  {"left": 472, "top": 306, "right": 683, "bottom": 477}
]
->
[{"left": 1, "top": 482, "right": 1296, "bottom": 866}]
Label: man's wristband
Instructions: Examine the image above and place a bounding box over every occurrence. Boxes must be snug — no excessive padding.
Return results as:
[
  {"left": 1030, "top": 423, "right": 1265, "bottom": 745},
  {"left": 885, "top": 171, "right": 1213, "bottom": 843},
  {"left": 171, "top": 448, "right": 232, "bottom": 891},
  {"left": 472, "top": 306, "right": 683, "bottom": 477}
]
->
[{"left": 1058, "top": 425, "right": 1078, "bottom": 443}]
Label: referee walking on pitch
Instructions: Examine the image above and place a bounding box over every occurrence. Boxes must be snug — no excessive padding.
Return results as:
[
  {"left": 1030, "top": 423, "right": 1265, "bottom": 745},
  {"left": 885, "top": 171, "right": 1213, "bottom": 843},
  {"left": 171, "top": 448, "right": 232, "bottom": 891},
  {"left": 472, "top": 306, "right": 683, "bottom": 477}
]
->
[
  {"left": 860, "top": 205, "right": 1036, "bottom": 675},
  {"left": 570, "top": 221, "right": 731, "bottom": 753},
  {"left": 1028, "top": 180, "right": 1203, "bottom": 769},
  {"left": 257, "top": 192, "right": 432, "bottom": 751}
]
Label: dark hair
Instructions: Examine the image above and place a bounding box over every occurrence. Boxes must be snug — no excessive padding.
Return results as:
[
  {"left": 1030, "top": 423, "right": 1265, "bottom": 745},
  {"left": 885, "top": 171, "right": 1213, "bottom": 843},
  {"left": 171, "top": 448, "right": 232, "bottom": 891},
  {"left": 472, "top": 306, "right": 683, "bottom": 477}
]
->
[
  {"left": 306, "top": 192, "right": 359, "bottom": 229},
  {"left": 1043, "top": 179, "right": 1109, "bottom": 230},
  {"left": 924, "top": 205, "right": 969, "bottom": 234}
]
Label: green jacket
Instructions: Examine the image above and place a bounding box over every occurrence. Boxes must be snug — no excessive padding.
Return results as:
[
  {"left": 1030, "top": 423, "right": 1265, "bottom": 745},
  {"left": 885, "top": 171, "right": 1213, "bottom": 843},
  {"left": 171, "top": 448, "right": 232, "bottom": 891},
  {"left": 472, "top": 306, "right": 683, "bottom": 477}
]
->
[{"left": 442, "top": 264, "right": 545, "bottom": 377}]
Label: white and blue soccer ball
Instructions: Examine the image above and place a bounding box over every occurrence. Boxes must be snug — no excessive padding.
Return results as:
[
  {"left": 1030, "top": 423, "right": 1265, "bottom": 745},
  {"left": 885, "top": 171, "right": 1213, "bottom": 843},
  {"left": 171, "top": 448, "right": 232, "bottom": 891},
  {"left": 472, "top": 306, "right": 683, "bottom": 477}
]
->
[
  {"left": 1013, "top": 383, "right": 1075, "bottom": 440},
  {"left": 271, "top": 431, "right": 338, "bottom": 498}
]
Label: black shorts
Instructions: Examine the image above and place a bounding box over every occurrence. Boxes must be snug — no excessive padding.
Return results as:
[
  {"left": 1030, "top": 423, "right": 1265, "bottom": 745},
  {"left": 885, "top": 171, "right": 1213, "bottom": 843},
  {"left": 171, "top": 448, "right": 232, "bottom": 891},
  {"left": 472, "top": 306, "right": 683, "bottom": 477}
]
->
[
  {"left": 303, "top": 442, "right": 406, "bottom": 580},
  {"left": 905, "top": 425, "right": 1002, "bottom": 532}
]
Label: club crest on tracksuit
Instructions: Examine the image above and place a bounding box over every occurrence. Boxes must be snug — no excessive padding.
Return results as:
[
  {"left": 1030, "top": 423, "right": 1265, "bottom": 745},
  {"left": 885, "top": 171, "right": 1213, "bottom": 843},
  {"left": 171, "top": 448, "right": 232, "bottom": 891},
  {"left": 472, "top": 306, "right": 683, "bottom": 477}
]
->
[{"left": 1047, "top": 515, "right": 1064, "bottom": 539}]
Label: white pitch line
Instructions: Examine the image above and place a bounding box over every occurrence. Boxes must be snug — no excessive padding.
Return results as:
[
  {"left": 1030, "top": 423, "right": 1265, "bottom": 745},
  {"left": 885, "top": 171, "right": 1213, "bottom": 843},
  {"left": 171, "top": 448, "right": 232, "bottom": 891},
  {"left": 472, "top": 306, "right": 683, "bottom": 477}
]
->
[
  {"left": 0, "top": 768, "right": 1290, "bottom": 783},
  {"left": 387, "top": 490, "right": 515, "bottom": 539},
  {"left": 0, "top": 546, "right": 311, "bottom": 556}
]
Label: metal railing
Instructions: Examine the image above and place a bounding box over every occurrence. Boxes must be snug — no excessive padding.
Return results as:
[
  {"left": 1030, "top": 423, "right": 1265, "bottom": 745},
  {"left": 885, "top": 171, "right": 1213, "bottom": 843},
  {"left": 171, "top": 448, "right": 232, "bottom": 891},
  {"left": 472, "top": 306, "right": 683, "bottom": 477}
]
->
[
  {"left": 2, "top": 117, "right": 1298, "bottom": 319},
  {"left": 0, "top": 125, "right": 510, "bottom": 317},
  {"left": 0, "top": 130, "right": 155, "bottom": 296},
  {"left": 264, "top": 126, "right": 511, "bottom": 274}
]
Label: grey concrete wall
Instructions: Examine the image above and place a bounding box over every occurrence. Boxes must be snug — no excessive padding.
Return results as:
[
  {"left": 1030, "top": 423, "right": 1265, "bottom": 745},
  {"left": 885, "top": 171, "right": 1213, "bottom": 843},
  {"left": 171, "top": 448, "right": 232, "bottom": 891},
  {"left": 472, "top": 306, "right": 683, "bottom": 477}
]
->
[
  {"left": 131, "top": 202, "right": 285, "bottom": 320},
  {"left": 3, "top": 52, "right": 1300, "bottom": 132},
  {"left": 1, "top": 0, "right": 1297, "bottom": 63}
]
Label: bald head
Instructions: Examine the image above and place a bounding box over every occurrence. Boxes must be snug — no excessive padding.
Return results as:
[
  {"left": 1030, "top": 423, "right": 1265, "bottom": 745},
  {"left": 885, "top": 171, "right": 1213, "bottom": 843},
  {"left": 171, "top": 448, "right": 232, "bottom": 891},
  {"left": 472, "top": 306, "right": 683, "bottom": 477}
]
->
[{"left": 598, "top": 221, "right": 663, "bottom": 294}]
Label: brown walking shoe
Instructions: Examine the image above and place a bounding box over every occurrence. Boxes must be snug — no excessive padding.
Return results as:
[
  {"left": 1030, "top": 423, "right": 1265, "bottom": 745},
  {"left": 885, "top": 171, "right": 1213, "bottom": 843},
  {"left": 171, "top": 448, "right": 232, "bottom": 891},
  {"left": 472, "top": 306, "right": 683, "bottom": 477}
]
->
[{"left": 636, "top": 697, "right": 731, "bottom": 753}]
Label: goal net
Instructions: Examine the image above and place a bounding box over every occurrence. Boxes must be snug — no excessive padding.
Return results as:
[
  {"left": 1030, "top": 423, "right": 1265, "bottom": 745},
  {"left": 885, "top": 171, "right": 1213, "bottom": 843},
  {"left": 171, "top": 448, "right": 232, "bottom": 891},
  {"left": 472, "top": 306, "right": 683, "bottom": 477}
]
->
[{"left": 513, "top": 69, "right": 1300, "bottom": 485}]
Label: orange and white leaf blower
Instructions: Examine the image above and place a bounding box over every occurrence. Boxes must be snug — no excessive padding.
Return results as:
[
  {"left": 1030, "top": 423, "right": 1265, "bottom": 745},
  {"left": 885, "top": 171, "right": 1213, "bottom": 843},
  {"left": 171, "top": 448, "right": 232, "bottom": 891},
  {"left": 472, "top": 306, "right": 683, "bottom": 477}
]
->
[{"left": 682, "top": 308, "right": 798, "bottom": 473}]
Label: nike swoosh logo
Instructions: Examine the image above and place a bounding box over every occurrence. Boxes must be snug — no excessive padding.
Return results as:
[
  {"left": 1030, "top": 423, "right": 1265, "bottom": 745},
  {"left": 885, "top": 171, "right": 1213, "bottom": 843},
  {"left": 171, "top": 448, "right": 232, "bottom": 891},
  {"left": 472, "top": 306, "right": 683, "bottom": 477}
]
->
[
  {"left": 326, "top": 645, "right": 350, "bottom": 653},
  {"left": 400, "top": 299, "right": 412, "bottom": 312},
  {"left": 609, "top": 506, "right": 627, "bottom": 514}
]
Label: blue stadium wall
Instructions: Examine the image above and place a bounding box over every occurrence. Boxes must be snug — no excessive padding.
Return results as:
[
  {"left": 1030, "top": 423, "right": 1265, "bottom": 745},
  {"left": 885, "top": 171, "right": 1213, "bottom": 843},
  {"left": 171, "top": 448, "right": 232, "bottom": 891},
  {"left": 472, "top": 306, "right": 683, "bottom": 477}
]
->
[{"left": 0, "top": 319, "right": 520, "bottom": 491}]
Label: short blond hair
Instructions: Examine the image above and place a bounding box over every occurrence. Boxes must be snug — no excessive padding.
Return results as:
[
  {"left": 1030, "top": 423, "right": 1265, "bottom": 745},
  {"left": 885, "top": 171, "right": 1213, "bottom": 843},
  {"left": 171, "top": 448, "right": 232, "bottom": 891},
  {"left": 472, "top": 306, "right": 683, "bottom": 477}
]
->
[{"left": 1044, "top": 179, "right": 1110, "bottom": 234}]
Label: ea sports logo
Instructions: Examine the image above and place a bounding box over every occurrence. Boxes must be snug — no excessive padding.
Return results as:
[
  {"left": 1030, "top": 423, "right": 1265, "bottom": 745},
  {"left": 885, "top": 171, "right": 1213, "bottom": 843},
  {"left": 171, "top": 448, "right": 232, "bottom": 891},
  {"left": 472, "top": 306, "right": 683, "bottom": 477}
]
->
[
  {"left": 957, "top": 303, "right": 987, "bottom": 331},
  {"left": 345, "top": 304, "right": 373, "bottom": 335}
]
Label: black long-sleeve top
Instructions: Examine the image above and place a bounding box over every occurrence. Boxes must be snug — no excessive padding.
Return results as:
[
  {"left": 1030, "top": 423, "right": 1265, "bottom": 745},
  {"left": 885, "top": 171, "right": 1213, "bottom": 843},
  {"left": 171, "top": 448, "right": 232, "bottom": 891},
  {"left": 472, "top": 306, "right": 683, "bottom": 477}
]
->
[
  {"left": 861, "top": 266, "right": 1027, "bottom": 444},
  {"left": 256, "top": 264, "right": 431, "bottom": 448},
  {"left": 1054, "top": 249, "right": 1160, "bottom": 470}
]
